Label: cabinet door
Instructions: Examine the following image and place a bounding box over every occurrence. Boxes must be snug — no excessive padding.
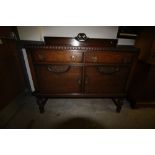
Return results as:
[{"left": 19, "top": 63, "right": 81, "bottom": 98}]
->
[
  {"left": 34, "top": 65, "right": 82, "bottom": 94},
  {"left": 84, "top": 65, "right": 130, "bottom": 94}
]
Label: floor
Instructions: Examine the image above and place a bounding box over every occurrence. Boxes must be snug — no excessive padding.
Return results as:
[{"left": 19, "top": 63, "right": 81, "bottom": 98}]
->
[{"left": 0, "top": 91, "right": 155, "bottom": 129}]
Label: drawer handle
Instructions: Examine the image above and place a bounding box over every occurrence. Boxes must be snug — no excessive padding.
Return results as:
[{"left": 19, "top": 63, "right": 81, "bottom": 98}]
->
[
  {"left": 47, "top": 65, "right": 70, "bottom": 73},
  {"left": 97, "top": 66, "right": 120, "bottom": 74}
]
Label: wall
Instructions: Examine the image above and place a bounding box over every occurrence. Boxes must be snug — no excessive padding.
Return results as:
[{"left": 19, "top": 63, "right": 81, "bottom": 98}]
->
[{"left": 17, "top": 27, "right": 42, "bottom": 41}]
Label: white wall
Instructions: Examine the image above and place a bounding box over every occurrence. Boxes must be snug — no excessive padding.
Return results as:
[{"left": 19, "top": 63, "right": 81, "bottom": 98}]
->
[{"left": 18, "top": 26, "right": 43, "bottom": 41}]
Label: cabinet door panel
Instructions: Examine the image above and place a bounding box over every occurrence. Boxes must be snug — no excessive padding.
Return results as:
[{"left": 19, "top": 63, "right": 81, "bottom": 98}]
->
[
  {"left": 35, "top": 65, "right": 82, "bottom": 94},
  {"left": 85, "top": 65, "right": 130, "bottom": 94}
]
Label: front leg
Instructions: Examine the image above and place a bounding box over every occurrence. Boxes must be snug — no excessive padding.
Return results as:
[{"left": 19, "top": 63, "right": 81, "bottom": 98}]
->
[
  {"left": 112, "top": 98, "right": 124, "bottom": 113},
  {"left": 37, "top": 97, "right": 48, "bottom": 113}
]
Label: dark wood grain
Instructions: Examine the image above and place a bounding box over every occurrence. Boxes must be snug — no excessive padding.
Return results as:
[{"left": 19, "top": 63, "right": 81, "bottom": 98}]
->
[
  {"left": 136, "top": 27, "right": 155, "bottom": 61},
  {"left": 0, "top": 26, "right": 12, "bottom": 38},
  {"left": 0, "top": 27, "right": 25, "bottom": 110},
  {"left": 128, "top": 27, "right": 155, "bottom": 107},
  {"left": 128, "top": 62, "right": 155, "bottom": 103}
]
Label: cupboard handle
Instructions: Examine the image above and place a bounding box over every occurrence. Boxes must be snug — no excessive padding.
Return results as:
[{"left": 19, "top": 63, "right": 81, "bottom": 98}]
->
[
  {"left": 97, "top": 66, "right": 120, "bottom": 74},
  {"left": 47, "top": 65, "right": 70, "bottom": 73}
]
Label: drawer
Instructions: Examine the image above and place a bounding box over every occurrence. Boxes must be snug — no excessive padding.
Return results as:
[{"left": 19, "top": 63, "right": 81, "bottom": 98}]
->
[
  {"left": 85, "top": 52, "right": 133, "bottom": 64},
  {"left": 32, "top": 50, "right": 83, "bottom": 63}
]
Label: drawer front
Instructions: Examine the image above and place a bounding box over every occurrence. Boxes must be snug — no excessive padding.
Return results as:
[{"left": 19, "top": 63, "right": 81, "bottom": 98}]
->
[
  {"left": 85, "top": 65, "right": 130, "bottom": 93},
  {"left": 34, "top": 65, "right": 82, "bottom": 94},
  {"left": 32, "top": 50, "right": 83, "bottom": 63},
  {"left": 85, "top": 52, "right": 133, "bottom": 64}
]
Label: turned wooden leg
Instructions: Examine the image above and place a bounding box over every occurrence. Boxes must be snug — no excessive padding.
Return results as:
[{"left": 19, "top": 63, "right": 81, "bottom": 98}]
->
[
  {"left": 37, "top": 97, "right": 48, "bottom": 113},
  {"left": 112, "top": 98, "right": 124, "bottom": 113}
]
